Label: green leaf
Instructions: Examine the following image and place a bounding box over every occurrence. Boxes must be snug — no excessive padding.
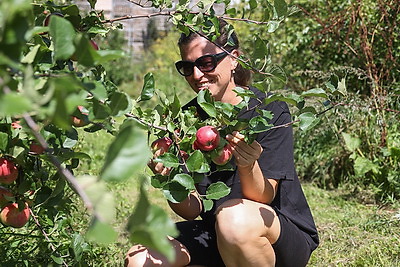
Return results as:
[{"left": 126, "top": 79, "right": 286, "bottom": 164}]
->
[
  {"left": 274, "top": 0, "right": 288, "bottom": 17},
  {"left": 354, "top": 157, "right": 380, "bottom": 176},
  {"left": 154, "top": 153, "right": 180, "bottom": 168},
  {"left": 298, "top": 112, "right": 320, "bottom": 131},
  {"left": 49, "top": 15, "right": 76, "bottom": 60},
  {"left": 77, "top": 175, "right": 115, "bottom": 223},
  {"left": 73, "top": 34, "right": 99, "bottom": 66},
  {"left": 87, "top": 0, "right": 97, "bottom": 9},
  {"left": 109, "top": 91, "right": 132, "bottom": 117},
  {"left": 138, "top": 73, "right": 155, "bottom": 102},
  {"left": 127, "top": 183, "right": 177, "bottom": 262},
  {"left": 0, "top": 92, "right": 32, "bottom": 116},
  {"left": 186, "top": 150, "right": 209, "bottom": 173},
  {"left": 249, "top": 0, "right": 258, "bottom": 9},
  {"left": 337, "top": 77, "right": 347, "bottom": 96},
  {"left": 163, "top": 181, "right": 190, "bottom": 203},
  {"left": 170, "top": 93, "right": 181, "bottom": 119},
  {"left": 197, "top": 90, "right": 216, "bottom": 118},
  {"left": 206, "top": 182, "right": 231, "bottom": 200},
  {"left": 101, "top": 121, "right": 151, "bottom": 182},
  {"left": 21, "top": 44, "right": 40, "bottom": 64},
  {"left": 203, "top": 199, "right": 214, "bottom": 212},
  {"left": 70, "top": 233, "right": 90, "bottom": 262},
  {"left": 248, "top": 116, "right": 271, "bottom": 134},
  {"left": 172, "top": 173, "right": 195, "bottom": 191},
  {"left": 301, "top": 88, "right": 328, "bottom": 98},
  {"left": 0, "top": 132, "right": 8, "bottom": 151},
  {"left": 86, "top": 218, "right": 118, "bottom": 245},
  {"left": 341, "top": 132, "right": 361, "bottom": 153}
]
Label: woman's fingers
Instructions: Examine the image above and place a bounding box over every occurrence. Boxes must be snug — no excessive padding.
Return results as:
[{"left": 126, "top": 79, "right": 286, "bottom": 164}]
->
[{"left": 226, "top": 131, "right": 262, "bottom": 167}]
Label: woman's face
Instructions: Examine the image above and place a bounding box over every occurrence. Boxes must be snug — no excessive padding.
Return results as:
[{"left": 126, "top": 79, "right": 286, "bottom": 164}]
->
[{"left": 179, "top": 37, "right": 238, "bottom": 103}]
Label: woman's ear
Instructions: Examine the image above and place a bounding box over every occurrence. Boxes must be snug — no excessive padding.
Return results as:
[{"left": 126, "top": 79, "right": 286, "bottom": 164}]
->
[{"left": 230, "top": 49, "right": 240, "bottom": 70}]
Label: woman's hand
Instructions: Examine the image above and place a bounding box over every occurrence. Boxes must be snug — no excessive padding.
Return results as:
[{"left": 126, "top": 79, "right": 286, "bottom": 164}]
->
[
  {"left": 148, "top": 147, "right": 172, "bottom": 176},
  {"left": 226, "top": 131, "right": 263, "bottom": 168}
]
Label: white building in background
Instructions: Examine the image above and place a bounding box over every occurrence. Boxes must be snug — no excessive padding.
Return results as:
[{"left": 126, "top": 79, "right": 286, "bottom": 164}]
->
[
  {"left": 76, "top": 0, "right": 225, "bottom": 58},
  {"left": 76, "top": 0, "right": 171, "bottom": 57}
]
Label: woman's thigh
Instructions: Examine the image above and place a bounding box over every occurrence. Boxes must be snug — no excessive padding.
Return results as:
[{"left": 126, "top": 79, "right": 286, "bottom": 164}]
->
[{"left": 175, "top": 220, "right": 225, "bottom": 267}]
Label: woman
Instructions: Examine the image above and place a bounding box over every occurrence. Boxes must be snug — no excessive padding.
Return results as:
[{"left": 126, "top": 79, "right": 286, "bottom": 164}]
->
[{"left": 125, "top": 19, "right": 319, "bottom": 267}]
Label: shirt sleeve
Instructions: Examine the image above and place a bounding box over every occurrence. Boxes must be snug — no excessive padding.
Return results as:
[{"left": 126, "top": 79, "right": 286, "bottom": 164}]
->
[{"left": 256, "top": 101, "right": 296, "bottom": 181}]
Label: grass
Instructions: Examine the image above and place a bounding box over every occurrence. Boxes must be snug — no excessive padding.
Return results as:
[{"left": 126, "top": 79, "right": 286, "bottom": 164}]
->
[{"left": 304, "top": 183, "right": 400, "bottom": 266}]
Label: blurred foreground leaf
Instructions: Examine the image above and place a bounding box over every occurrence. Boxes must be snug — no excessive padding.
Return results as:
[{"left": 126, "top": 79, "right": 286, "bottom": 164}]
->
[
  {"left": 127, "top": 181, "right": 178, "bottom": 262},
  {"left": 101, "top": 121, "right": 151, "bottom": 181}
]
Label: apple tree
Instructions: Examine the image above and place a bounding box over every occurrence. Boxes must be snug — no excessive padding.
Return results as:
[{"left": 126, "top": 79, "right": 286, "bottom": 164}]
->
[{"left": 0, "top": 0, "right": 346, "bottom": 264}]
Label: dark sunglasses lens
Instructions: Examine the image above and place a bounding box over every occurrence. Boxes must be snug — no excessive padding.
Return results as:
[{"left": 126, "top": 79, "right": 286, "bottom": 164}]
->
[
  {"left": 176, "top": 61, "right": 194, "bottom": 76},
  {"left": 196, "top": 56, "right": 216, "bottom": 72}
]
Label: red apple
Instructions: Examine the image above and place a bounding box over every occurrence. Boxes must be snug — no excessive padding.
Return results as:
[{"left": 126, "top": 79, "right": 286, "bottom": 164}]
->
[
  {"left": 179, "top": 150, "right": 189, "bottom": 161},
  {"left": 11, "top": 121, "right": 22, "bottom": 129},
  {"left": 72, "top": 106, "right": 89, "bottom": 127},
  {"left": 29, "top": 141, "right": 45, "bottom": 155},
  {"left": 90, "top": 40, "right": 99, "bottom": 50},
  {"left": 43, "top": 12, "right": 64, "bottom": 27},
  {"left": 0, "top": 158, "right": 18, "bottom": 184},
  {"left": 0, "top": 202, "right": 30, "bottom": 228},
  {"left": 194, "top": 126, "right": 220, "bottom": 152},
  {"left": 211, "top": 144, "right": 233, "bottom": 165},
  {"left": 0, "top": 186, "right": 13, "bottom": 208},
  {"left": 151, "top": 137, "right": 173, "bottom": 154}
]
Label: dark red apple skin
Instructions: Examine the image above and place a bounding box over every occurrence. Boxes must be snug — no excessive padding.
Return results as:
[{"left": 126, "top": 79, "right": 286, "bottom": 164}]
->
[
  {"left": 194, "top": 126, "right": 220, "bottom": 152},
  {"left": 0, "top": 158, "right": 18, "bottom": 185},
  {"left": 11, "top": 121, "right": 22, "bottom": 129},
  {"left": 71, "top": 106, "right": 89, "bottom": 127},
  {"left": 151, "top": 137, "right": 173, "bottom": 154},
  {"left": 211, "top": 144, "right": 233, "bottom": 165},
  {"left": 0, "top": 186, "right": 13, "bottom": 208},
  {"left": 29, "top": 142, "right": 45, "bottom": 155},
  {"left": 0, "top": 202, "right": 30, "bottom": 228}
]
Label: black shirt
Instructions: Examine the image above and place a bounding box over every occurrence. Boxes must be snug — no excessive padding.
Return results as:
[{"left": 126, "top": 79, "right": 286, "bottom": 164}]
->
[{"left": 183, "top": 86, "right": 319, "bottom": 251}]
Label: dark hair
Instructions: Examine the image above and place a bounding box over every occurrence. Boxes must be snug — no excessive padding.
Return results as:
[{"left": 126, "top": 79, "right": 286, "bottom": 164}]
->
[{"left": 178, "top": 19, "right": 251, "bottom": 87}]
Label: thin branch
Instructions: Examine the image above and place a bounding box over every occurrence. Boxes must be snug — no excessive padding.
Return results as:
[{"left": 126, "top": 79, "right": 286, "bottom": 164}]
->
[
  {"left": 101, "top": 11, "right": 173, "bottom": 24},
  {"left": 30, "top": 209, "right": 69, "bottom": 267},
  {"left": 125, "top": 112, "right": 168, "bottom": 131}
]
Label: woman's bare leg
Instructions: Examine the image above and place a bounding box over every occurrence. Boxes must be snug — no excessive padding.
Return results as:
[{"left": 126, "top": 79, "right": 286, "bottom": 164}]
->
[
  {"left": 215, "top": 198, "right": 281, "bottom": 267},
  {"left": 124, "top": 238, "right": 191, "bottom": 267}
]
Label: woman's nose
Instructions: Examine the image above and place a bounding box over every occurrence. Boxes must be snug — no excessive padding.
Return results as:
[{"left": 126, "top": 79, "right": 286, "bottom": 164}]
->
[{"left": 192, "top": 66, "right": 204, "bottom": 79}]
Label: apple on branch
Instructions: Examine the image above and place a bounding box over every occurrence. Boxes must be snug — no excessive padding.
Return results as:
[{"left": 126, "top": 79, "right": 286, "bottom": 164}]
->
[
  {"left": 0, "top": 202, "right": 30, "bottom": 228},
  {"left": 151, "top": 137, "right": 173, "bottom": 154},
  {"left": 0, "top": 158, "right": 18, "bottom": 184},
  {"left": 193, "top": 126, "right": 220, "bottom": 152},
  {"left": 211, "top": 144, "right": 233, "bottom": 166},
  {"left": 11, "top": 121, "right": 22, "bottom": 129},
  {"left": 71, "top": 106, "right": 90, "bottom": 127},
  {"left": 29, "top": 141, "right": 45, "bottom": 155}
]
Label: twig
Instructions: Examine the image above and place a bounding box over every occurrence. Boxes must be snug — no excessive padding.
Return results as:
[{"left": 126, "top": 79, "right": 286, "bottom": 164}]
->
[
  {"left": 125, "top": 112, "right": 168, "bottom": 131},
  {"left": 29, "top": 209, "right": 69, "bottom": 267}
]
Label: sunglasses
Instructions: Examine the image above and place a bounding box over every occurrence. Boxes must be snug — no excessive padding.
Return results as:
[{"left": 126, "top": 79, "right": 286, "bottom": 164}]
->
[{"left": 175, "top": 51, "right": 231, "bottom": 76}]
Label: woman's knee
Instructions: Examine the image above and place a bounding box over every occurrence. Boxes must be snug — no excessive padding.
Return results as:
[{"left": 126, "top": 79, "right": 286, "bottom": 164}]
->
[{"left": 215, "top": 198, "right": 278, "bottom": 244}]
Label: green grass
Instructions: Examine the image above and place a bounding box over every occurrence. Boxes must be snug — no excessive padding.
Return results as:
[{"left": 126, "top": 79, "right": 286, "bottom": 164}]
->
[{"left": 304, "top": 183, "right": 400, "bottom": 266}]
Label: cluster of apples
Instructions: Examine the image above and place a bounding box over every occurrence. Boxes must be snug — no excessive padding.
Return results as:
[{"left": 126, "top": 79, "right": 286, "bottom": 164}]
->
[
  {"left": 0, "top": 158, "right": 30, "bottom": 228},
  {"left": 151, "top": 126, "right": 233, "bottom": 167}
]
